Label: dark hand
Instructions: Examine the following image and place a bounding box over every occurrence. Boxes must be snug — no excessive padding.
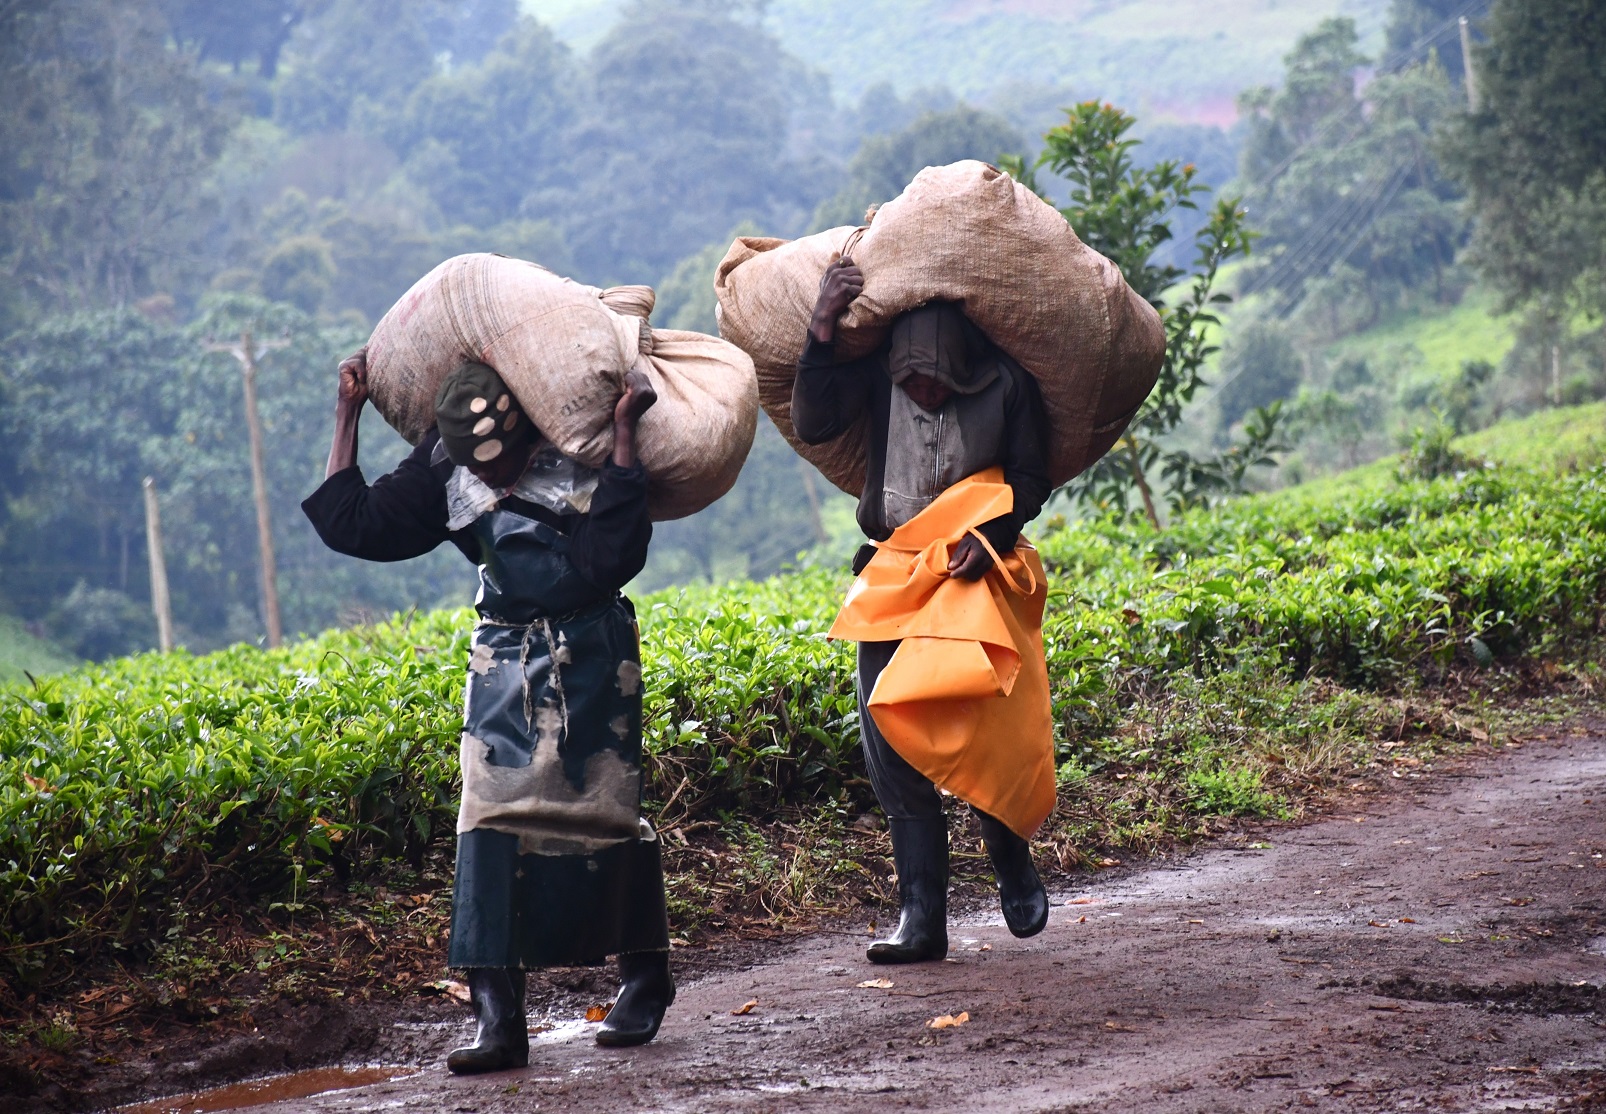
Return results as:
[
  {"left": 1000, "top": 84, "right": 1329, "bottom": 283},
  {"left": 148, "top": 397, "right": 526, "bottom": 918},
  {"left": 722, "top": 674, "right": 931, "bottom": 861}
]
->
[
  {"left": 615, "top": 367, "right": 657, "bottom": 426},
  {"left": 947, "top": 535, "right": 995, "bottom": 581},
  {"left": 610, "top": 367, "right": 656, "bottom": 469},
  {"left": 336, "top": 347, "right": 369, "bottom": 410},
  {"left": 810, "top": 258, "right": 864, "bottom": 342}
]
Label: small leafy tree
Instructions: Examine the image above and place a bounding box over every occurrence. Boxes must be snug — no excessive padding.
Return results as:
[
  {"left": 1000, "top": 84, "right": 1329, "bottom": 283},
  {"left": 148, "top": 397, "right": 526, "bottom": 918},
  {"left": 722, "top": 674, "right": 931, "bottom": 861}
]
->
[{"left": 1005, "top": 102, "right": 1285, "bottom": 527}]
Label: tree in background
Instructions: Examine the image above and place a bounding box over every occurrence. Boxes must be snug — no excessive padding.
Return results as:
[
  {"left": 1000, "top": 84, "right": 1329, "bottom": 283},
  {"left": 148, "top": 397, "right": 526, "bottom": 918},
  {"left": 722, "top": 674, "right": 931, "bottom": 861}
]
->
[
  {"left": 0, "top": 296, "right": 470, "bottom": 656},
  {"left": 0, "top": 0, "right": 236, "bottom": 331},
  {"left": 271, "top": 0, "right": 513, "bottom": 134},
  {"left": 1385, "top": 0, "right": 1475, "bottom": 84},
  {"left": 379, "top": 17, "right": 579, "bottom": 231},
  {"left": 1439, "top": 0, "right": 1606, "bottom": 330},
  {"left": 1009, "top": 102, "right": 1282, "bottom": 527},
  {"left": 0, "top": 311, "right": 187, "bottom": 626},
  {"left": 158, "top": 0, "right": 311, "bottom": 78},
  {"left": 1235, "top": 18, "right": 1467, "bottom": 327},
  {"left": 811, "top": 105, "right": 1022, "bottom": 230},
  {"left": 563, "top": 0, "right": 831, "bottom": 282}
]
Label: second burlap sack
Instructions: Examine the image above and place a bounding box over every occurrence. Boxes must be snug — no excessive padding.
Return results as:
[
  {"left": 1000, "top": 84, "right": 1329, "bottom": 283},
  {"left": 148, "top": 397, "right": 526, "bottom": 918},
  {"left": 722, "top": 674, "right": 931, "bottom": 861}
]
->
[
  {"left": 365, "top": 253, "right": 757, "bottom": 521},
  {"left": 713, "top": 160, "right": 1165, "bottom": 495}
]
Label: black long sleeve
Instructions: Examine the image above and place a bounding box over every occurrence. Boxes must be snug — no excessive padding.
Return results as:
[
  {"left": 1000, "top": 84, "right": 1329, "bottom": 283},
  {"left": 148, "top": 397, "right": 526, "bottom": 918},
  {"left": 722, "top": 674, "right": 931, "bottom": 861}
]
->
[
  {"left": 302, "top": 430, "right": 476, "bottom": 563},
  {"left": 791, "top": 334, "right": 879, "bottom": 445},
  {"left": 977, "top": 364, "right": 1053, "bottom": 553},
  {"left": 566, "top": 460, "right": 653, "bottom": 592}
]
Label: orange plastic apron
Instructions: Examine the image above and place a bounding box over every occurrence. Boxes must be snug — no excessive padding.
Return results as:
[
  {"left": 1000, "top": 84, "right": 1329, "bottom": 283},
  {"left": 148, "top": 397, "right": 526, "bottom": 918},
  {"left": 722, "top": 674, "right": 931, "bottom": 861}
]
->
[{"left": 828, "top": 468, "right": 1057, "bottom": 839}]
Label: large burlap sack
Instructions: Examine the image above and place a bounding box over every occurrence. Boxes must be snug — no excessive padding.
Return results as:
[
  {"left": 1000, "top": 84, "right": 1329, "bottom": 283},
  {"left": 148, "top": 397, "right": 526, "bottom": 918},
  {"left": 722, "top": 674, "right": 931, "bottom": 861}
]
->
[
  {"left": 713, "top": 160, "right": 1165, "bottom": 495},
  {"left": 365, "top": 254, "right": 757, "bottom": 521}
]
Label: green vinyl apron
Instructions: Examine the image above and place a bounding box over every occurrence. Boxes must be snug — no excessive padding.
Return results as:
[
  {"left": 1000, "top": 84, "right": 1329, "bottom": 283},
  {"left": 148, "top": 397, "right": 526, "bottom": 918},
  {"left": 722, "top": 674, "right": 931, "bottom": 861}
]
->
[{"left": 447, "top": 502, "right": 669, "bottom": 968}]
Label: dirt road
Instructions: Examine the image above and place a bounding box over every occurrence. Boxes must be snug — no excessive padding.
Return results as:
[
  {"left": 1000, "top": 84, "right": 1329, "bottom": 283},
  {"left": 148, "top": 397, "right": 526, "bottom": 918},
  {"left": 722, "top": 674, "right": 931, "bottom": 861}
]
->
[{"left": 167, "top": 729, "right": 1606, "bottom": 1112}]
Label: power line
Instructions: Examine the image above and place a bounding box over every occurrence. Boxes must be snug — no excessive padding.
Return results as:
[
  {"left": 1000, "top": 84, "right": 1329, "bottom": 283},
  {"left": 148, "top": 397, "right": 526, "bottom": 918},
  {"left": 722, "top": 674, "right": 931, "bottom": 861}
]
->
[
  {"left": 1238, "top": 160, "right": 1410, "bottom": 300},
  {"left": 1237, "top": 0, "right": 1488, "bottom": 211}
]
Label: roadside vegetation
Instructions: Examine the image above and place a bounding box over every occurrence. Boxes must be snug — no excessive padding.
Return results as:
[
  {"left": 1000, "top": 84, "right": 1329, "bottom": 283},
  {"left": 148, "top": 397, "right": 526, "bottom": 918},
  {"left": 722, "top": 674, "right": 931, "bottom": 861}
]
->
[{"left": 7, "top": 406, "right": 1603, "bottom": 996}]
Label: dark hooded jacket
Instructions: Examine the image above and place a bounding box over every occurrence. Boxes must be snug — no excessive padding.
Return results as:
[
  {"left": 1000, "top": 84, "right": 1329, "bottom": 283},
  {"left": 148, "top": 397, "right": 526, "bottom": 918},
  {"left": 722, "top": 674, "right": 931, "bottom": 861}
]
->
[{"left": 790, "top": 304, "right": 1052, "bottom": 559}]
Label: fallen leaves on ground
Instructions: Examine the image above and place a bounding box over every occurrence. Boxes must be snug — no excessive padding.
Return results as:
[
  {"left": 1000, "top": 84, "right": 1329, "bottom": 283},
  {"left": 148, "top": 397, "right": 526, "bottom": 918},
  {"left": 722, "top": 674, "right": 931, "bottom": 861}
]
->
[
  {"left": 929, "top": 1011, "right": 969, "bottom": 1029},
  {"left": 731, "top": 999, "right": 758, "bottom": 1015},
  {"left": 430, "top": 979, "right": 471, "bottom": 1003},
  {"left": 857, "top": 978, "right": 894, "bottom": 989},
  {"left": 584, "top": 1004, "right": 609, "bottom": 1022}
]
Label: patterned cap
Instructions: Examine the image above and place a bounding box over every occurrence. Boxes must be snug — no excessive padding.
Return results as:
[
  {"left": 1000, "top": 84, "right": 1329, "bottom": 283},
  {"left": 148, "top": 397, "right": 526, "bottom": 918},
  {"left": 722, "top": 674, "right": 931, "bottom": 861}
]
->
[{"left": 433, "top": 360, "right": 536, "bottom": 468}]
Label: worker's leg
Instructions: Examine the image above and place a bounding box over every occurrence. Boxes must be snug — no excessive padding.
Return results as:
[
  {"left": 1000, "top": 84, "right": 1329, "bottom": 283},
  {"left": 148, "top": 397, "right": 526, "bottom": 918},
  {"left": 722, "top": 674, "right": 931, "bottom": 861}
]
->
[
  {"left": 858, "top": 640, "right": 948, "bottom": 964},
  {"left": 972, "top": 806, "right": 1049, "bottom": 938}
]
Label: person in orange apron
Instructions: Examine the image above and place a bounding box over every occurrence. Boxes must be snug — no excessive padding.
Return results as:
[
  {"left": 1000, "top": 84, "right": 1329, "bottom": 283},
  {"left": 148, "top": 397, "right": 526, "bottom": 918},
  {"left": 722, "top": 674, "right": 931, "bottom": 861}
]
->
[{"left": 791, "top": 258, "right": 1056, "bottom": 963}]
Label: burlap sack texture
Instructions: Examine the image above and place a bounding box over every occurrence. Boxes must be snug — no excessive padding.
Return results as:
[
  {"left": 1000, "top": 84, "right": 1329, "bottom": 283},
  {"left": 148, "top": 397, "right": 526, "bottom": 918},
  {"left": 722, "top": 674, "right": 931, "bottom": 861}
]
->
[
  {"left": 365, "top": 254, "right": 758, "bottom": 521},
  {"left": 713, "top": 160, "right": 1165, "bottom": 496}
]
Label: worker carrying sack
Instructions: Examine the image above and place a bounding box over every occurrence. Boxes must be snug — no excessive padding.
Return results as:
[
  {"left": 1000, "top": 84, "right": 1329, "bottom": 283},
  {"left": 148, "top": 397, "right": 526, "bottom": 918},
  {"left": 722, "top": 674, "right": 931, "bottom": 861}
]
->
[
  {"left": 713, "top": 160, "right": 1165, "bottom": 495},
  {"left": 364, "top": 253, "right": 758, "bottom": 521}
]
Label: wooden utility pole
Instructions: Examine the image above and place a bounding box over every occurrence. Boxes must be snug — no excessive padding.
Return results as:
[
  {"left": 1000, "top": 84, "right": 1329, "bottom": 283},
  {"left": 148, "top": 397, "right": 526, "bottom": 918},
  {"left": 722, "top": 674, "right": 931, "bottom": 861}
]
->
[
  {"left": 209, "top": 328, "right": 290, "bottom": 648},
  {"left": 797, "top": 460, "right": 829, "bottom": 546},
  {"left": 1459, "top": 17, "right": 1481, "bottom": 113},
  {"left": 142, "top": 477, "right": 174, "bottom": 652}
]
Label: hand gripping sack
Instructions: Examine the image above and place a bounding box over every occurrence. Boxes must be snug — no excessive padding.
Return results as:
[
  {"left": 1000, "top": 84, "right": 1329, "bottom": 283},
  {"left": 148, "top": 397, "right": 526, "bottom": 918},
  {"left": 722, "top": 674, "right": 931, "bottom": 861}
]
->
[
  {"left": 713, "top": 160, "right": 1165, "bottom": 495},
  {"left": 364, "top": 254, "right": 757, "bottom": 520}
]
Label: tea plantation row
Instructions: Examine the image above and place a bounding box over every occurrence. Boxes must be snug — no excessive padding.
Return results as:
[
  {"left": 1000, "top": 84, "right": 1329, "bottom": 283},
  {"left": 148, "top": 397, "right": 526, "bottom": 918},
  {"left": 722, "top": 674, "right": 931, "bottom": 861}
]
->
[{"left": 3, "top": 460, "right": 1603, "bottom": 973}]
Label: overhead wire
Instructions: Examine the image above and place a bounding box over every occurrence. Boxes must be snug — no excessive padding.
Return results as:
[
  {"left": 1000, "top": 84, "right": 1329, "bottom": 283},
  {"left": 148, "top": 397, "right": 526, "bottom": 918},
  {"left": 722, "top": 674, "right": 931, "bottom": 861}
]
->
[{"left": 1183, "top": 0, "right": 1489, "bottom": 417}]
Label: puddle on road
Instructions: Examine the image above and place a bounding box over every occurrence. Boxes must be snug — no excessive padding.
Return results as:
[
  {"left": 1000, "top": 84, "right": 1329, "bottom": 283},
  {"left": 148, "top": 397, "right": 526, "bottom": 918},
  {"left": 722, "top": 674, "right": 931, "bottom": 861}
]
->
[{"left": 116, "top": 1066, "right": 418, "bottom": 1114}]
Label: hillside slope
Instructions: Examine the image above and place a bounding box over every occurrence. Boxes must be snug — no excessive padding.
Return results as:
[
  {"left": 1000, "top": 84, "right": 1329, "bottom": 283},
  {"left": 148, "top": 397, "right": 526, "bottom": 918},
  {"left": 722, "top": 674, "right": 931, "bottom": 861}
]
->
[
  {"left": 532, "top": 0, "right": 1388, "bottom": 111},
  {"left": 0, "top": 616, "right": 76, "bottom": 687}
]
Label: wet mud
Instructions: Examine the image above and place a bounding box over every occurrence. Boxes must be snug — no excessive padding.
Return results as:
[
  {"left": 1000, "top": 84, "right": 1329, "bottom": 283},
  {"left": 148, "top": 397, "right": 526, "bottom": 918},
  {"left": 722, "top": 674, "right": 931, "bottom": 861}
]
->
[{"left": 27, "top": 727, "right": 1606, "bottom": 1112}]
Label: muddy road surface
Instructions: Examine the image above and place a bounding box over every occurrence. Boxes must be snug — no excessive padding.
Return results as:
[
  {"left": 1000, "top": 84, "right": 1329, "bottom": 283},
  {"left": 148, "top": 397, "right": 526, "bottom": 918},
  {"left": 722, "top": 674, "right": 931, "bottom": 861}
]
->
[{"left": 146, "top": 730, "right": 1606, "bottom": 1112}]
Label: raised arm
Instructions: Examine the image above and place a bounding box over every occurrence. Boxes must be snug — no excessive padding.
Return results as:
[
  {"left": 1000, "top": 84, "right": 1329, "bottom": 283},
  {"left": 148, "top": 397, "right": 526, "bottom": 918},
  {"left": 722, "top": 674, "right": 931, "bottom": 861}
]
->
[
  {"left": 325, "top": 347, "right": 367, "bottom": 479},
  {"left": 791, "top": 258, "right": 878, "bottom": 444},
  {"left": 568, "top": 368, "right": 657, "bottom": 590},
  {"left": 303, "top": 349, "right": 462, "bottom": 563}
]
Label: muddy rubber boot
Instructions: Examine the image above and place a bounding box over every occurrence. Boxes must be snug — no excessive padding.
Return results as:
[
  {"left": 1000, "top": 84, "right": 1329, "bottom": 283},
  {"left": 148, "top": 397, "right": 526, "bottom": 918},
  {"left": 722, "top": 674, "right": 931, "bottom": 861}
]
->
[
  {"left": 868, "top": 817, "right": 949, "bottom": 964},
  {"left": 596, "top": 950, "right": 676, "bottom": 1047},
  {"left": 976, "top": 810, "right": 1049, "bottom": 938},
  {"left": 447, "top": 967, "right": 528, "bottom": 1074}
]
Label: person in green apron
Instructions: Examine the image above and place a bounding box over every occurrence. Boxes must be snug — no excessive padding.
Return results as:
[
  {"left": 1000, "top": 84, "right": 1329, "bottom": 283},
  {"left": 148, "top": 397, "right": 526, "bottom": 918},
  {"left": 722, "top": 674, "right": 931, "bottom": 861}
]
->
[{"left": 303, "top": 350, "right": 672, "bottom": 1074}]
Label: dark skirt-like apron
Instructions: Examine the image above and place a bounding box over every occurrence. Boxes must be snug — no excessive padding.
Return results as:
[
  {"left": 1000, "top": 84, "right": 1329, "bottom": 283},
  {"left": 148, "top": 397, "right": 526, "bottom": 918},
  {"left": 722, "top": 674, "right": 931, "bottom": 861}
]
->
[{"left": 447, "top": 504, "right": 669, "bottom": 968}]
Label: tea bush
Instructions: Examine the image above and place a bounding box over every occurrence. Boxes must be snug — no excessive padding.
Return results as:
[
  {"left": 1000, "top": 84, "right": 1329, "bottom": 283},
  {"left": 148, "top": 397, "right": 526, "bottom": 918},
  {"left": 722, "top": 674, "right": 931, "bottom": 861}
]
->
[{"left": 4, "top": 462, "right": 1604, "bottom": 972}]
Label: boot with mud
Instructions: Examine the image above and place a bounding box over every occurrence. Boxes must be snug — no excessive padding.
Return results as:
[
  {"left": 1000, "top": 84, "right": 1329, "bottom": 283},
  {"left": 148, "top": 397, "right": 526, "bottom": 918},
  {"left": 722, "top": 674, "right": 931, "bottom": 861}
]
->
[
  {"left": 868, "top": 817, "right": 949, "bottom": 964},
  {"left": 596, "top": 949, "right": 676, "bottom": 1047},
  {"left": 976, "top": 809, "right": 1049, "bottom": 938},
  {"left": 447, "top": 967, "right": 528, "bottom": 1074}
]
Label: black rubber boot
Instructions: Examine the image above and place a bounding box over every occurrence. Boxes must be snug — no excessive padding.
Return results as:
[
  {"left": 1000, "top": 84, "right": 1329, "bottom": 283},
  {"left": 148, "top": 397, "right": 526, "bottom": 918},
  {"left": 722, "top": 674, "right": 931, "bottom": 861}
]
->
[
  {"left": 447, "top": 967, "right": 528, "bottom": 1075},
  {"left": 596, "top": 949, "right": 676, "bottom": 1047},
  {"left": 976, "top": 810, "right": 1049, "bottom": 938},
  {"left": 867, "top": 817, "right": 949, "bottom": 964}
]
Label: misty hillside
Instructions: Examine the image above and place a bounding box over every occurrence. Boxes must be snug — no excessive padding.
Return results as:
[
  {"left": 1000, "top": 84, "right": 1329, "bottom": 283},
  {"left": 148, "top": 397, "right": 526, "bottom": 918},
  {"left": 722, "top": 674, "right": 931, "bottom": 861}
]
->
[{"left": 540, "top": 0, "right": 1390, "bottom": 118}]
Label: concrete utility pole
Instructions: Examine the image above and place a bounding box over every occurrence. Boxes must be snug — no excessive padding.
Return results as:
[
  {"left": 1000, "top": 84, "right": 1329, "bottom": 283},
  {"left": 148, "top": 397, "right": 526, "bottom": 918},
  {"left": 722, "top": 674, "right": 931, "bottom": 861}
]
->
[
  {"left": 142, "top": 477, "right": 174, "bottom": 652},
  {"left": 209, "top": 329, "right": 290, "bottom": 648},
  {"left": 1459, "top": 17, "right": 1481, "bottom": 112}
]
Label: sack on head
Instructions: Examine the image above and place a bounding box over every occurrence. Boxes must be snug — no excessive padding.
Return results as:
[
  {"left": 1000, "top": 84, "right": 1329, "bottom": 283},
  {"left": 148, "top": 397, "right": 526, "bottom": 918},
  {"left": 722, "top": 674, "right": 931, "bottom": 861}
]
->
[
  {"left": 365, "top": 254, "right": 757, "bottom": 520},
  {"left": 713, "top": 160, "right": 1165, "bottom": 495}
]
